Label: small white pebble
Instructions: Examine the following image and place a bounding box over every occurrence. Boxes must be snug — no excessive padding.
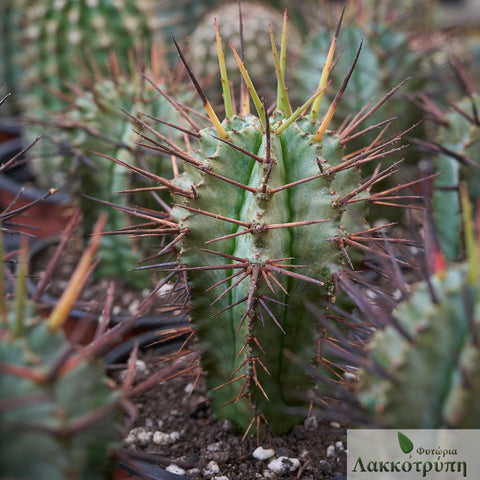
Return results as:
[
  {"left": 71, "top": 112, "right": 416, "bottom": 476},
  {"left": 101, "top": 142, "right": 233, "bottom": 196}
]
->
[
  {"left": 128, "top": 299, "right": 141, "bottom": 315},
  {"left": 186, "top": 468, "right": 201, "bottom": 477},
  {"left": 326, "top": 445, "right": 336, "bottom": 457},
  {"left": 267, "top": 456, "right": 300, "bottom": 475},
  {"left": 153, "top": 431, "right": 170, "bottom": 445},
  {"left": 184, "top": 382, "right": 195, "bottom": 394},
  {"left": 300, "top": 449, "right": 310, "bottom": 459},
  {"left": 135, "top": 360, "right": 148, "bottom": 373},
  {"left": 335, "top": 441, "right": 344, "bottom": 452},
  {"left": 213, "top": 477, "right": 229, "bottom": 480},
  {"left": 152, "top": 431, "right": 180, "bottom": 445},
  {"left": 253, "top": 446, "right": 275, "bottom": 460},
  {"left": 203, "top": 460, "right": 220, "bottom": 476},
  {"left": 126, "top": 426, "right": 152, "bottom": 446},
  {"left": 166, "top": 464, "right": 186, "bottom": 475},
  {"left": 330, "top": 421, "right": 341, "bottom": 428},
  {"left": 262, "top": 470, "right": 276, "bottom": 479}
]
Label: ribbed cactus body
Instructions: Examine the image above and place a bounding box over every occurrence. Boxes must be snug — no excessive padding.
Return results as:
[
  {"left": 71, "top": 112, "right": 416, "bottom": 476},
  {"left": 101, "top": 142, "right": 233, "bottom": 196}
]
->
[
  {"left": 0, "top": 321, "right": 122, "bottom": 480},
  {"left": 433, "top": 93, "right": 480, "bottom": 260},
  {"left": 59, "top": 68, "right": 194, "bottom": 286},
  {"left": 171, "top": 113, "right": 363, "bottom": 431},
  {"left": 0, "top": 223, "right": 123, "bottom": 480},
  {"left": 117, "top": 9, "right": 410, "bottom": 433},
  {"left": 358, "top": 264, "right": 480, "bottom": 428},
  {"left": 18, "top": 0, "right": 153, "bottom": 112}
]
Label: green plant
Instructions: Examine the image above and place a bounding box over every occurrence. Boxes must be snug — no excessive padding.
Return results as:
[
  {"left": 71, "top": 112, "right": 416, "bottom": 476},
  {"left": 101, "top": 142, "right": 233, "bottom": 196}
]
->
[
  {"left": 294, "top": 0, "right": 436, "bottom": 170},
  {"left": 428, "top": 65, "right": 480, "bottom": 260},
  {"left": 0, "top": 212, "right": 195, "bottom": 478},
  {"left": 115, "top": 9, "right": 415, "bottom": 434},
  {"left": 356, "top": 187, "right": 480, "bottom": 428},
  {"left": 0, "top": 215, "right": 125, "bottom": 480},
  {"left": 187, "top": 1, "right": 302, "bottom": 107},
  {"left": 8, "top": 0, "right": 155, "bottom": 190},
  {"left": 47, "top": 52, "right": 196, "bottom": 287},
  {"left": 0, "top": 3, "right": 22, "bottom": 116},
  {"left": 16, "top": 0, "right": 153, "bottom": 113}
]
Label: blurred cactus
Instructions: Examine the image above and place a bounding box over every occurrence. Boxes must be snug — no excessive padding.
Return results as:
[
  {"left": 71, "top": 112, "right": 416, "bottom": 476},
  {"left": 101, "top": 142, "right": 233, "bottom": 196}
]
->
[
  {"left": 0, "top": 3, "right": 22, "bottom": 116},
  {"left": 0, "top": 216, "right": 124, "bottom": 480},
  {"left": 414, "top": 60, "right": 480, "bottom": 260},
  {"left": 47, "top": 52, "right": 197, "bottom": 287},
  {"left": 187, "top": 1, "right": 302, "bottom": 107},
  {"left": 357, "top": 188, "right": 480, "bottom": 428},
  {"left": 294, "top": 0, "right": 437, "bottom": 157},
  {"left": 16, "top": 0, "right": 153, "bottom": 112}
]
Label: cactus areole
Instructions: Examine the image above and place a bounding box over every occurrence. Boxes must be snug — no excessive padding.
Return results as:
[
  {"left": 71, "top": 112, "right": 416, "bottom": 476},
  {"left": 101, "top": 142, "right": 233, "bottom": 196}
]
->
[{"left": 123, "top": 9, "right": 406, "bottom": 434}]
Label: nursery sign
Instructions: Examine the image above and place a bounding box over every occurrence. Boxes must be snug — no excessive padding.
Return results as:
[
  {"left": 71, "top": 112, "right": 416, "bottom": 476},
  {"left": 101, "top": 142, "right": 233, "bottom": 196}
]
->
[{"left": 347, "top": 430, "right": 480, "bottom": 479}]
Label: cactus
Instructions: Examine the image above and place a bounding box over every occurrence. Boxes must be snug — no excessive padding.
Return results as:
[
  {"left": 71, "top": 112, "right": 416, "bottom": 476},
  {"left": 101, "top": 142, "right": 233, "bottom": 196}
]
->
[
  {"left": 0, "top": 3, "right": 22, "bottom": 116},
  {"left": 0, "top": 216, "right": 125, "bottom": 480},
  {"left": 48, "top": 52, "right": 195, "bottom": 287},
  {"left": 187, "top": 1, "right": 302, "bottom": 107},
  {"left": 429, "top": 72, "right": 480, "bottom": 260},
  {"left": 113, "top": 9, "right": 416, "bottom": 434},
  {"left": 356, "top": 187, "right": 480, "bottom": 428},
  {"left": 8, "top": 0, "right": 154, "bottom": 189},
  {"left": 16, "top": 0, "right": 153, "bottom": 113},
  {"left": 294, "top": 0, "right": 436, "bottom": 161}
]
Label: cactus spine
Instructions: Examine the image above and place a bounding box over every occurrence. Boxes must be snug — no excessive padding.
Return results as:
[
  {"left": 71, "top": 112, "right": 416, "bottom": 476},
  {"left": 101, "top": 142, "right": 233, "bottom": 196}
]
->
[{"left": 116, "top": 8, "right": 412, "bottom": 434}]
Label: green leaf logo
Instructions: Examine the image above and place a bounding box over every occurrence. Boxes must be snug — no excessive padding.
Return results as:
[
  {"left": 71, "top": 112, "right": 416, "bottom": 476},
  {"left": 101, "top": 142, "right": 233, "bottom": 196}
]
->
[{"left": 398, "top": 432, "right": 414, "bottom": 454}]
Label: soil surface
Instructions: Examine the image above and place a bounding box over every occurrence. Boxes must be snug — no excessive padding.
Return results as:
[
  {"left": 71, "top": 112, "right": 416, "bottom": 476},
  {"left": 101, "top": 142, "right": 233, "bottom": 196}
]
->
[{"left": 117, "top": 350, "right": 348, "bottom": 480}]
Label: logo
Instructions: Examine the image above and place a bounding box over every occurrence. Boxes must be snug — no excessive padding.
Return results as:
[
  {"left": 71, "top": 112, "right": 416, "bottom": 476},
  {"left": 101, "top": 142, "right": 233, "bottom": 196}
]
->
[
  {"left": 347, "top": 429, "right": 477, "bottom": 479},
  {"left": 397, "top": 432, "right": 413, "bottom": 454}
]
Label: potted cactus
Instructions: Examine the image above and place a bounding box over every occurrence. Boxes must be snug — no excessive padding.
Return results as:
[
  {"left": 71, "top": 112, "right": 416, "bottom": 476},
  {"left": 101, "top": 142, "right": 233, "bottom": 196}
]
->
[{"left": 107, "top": 5, "right": 425, "bottom": 439}]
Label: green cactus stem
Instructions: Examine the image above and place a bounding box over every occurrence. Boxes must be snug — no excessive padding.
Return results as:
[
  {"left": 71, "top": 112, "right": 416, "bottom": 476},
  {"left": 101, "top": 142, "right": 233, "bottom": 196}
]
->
[
  {"left": 115, "top": 8, "right": 415, "bottom": 434},
  {"left": 0, "top": 216, "right": 124, "bottom": 480},
  {"left": 355, "top": 186, "right": 480, "bottom": 428},
  {"left": 187, "top": 1, "right": 302, "bottom": 107},
  {"left": 47, "top": 51, "right": 196, "bottom": 287},
  {"left": 430, "top": 72, "right": 480, "bottom": 260}
]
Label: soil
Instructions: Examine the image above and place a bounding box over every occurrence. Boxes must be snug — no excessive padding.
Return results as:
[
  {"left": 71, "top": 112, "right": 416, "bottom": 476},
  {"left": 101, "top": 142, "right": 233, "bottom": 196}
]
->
[{"left": 117, "top": 350, "right": 348, "bottom": 480}]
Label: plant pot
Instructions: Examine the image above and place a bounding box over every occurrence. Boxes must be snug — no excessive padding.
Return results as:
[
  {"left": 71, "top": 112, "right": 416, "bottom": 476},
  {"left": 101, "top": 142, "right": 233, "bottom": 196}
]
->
[{"left": 0, "top": 135, "right": 73, "bottom": 247}]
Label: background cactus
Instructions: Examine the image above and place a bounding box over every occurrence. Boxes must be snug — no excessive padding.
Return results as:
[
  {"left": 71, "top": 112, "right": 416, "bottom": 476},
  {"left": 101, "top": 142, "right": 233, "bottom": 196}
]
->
[
  {"left": 46, "top": 52, "right": 196, "bottom": 287},
  {"left": 355, "top": 188, "right": 480, "bottom": 428},
  {"left": 16, "top": 0, "right": 153, "bottom": 113},
  {"left": 293, "top": 0, "right": 438, "bottom": 186},
  {"left": 5, "top": 0, "right": 154, "bottom": 190},
  {"left": 428, "top": 71, "right": 480, "bottom": 260},
  {"left": 114, "top": 10, "right": 417, "bottom": 434},
  {"left": 0, "top": 216, "right": 125, "bottom": 480},
  {"left": 0, "top": 3, "right": 22, "bottom": 116},
  {"left": 187, "top": 1, "right": 302, "bottom": 107}
]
